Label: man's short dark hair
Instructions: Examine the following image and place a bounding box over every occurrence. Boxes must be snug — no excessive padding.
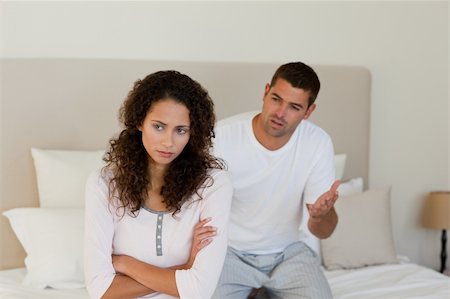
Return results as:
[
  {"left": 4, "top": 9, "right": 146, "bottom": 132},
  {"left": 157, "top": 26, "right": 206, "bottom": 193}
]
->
[{"left": 270, "top": 62, "right": 320, "bottom": 106}]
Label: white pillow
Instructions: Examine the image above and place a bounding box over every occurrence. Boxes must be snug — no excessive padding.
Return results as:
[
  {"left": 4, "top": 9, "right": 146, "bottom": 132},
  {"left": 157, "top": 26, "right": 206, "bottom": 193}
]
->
[
  {"left": 300, "top": 176, "right": 363, "bottom": 263},
  {"left": 3, "top": 208, "right": 85, "bottom": 289},
  {"left": 337, "top": 177, "right": 363, "bottom": 197},
  {"left": 321, "top": 186, "right": 398, "bottom": 270},
  {"left": 31, "top": 148, "right": 104, "bottom": 207},
  {"left": 334, "top": 154, "right": 347, "bottom": 180}
]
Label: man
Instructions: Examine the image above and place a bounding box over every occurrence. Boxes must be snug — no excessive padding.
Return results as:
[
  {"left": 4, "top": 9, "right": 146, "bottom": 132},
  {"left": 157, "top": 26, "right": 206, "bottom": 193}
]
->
[{"left": 212, "top": 62, "right": 340, "bottom": 298}]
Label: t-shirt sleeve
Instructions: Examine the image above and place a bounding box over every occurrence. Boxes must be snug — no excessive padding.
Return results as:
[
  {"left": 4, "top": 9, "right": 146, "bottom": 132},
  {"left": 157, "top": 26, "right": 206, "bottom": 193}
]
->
[
  {"left": 302, "top": 135, "right": 336, "bottom": 205},
  {"left": 298, "top": 134, "right": 336, "bottom": 254},
  {"left": 175, "top": 170, "right": 233, "bottom": 299},
  {"left": 84, "top": 171, "right": 116, "bottom": 299}
]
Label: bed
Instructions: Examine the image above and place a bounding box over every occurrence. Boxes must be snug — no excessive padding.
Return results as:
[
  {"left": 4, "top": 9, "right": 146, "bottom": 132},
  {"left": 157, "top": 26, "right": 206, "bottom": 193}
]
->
[
  {"left": 0, "top": 259, "right": 448, "bottom": 299},
  {"left": 1, "top": 59, "right": 448, "bottom": 298}
]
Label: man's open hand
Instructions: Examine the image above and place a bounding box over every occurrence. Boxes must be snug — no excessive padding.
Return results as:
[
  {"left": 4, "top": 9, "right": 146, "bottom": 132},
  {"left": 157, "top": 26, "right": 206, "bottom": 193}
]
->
[{"left": 306, "top": 180, "right": 340, "bottom": 222}]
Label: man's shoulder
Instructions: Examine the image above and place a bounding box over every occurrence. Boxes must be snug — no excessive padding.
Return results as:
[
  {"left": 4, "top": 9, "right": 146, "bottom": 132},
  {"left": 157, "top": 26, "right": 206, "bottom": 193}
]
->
[
  {"left": 216, "top": 111, "right": 258, "bottom": 130},
  {"left": 213, "top": 112, "right": 256, "bottom": 151},
  {"left": 300, "top": 120, "right": 332, "bottom": 141}
]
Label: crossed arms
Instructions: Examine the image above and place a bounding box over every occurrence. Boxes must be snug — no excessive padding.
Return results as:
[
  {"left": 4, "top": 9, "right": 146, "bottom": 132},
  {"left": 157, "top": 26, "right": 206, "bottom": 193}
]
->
[{"left": 84, "top": 171, "right": 232, "bottom": 299}]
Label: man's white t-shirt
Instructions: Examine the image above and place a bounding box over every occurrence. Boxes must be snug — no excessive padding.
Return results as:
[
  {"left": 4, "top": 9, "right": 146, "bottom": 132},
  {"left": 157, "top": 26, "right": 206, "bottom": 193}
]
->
[{"left": 213, "top": 111, "right": 335, "bottom": 254}]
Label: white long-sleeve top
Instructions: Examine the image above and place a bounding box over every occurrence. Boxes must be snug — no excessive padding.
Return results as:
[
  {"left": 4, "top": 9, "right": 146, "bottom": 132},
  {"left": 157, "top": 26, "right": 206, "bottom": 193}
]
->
[
  {"left": 213, "top": 111, "right": 335, "bottom": 254},
  {"left": 84, "top": 168, "right": 232, "bottom": 299}
]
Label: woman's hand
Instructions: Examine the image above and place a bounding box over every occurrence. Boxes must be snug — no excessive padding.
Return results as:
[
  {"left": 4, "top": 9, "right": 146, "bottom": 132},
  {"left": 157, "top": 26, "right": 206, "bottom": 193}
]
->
[{"left": 186, "top": 217, "right": 217, "bottom": 268}]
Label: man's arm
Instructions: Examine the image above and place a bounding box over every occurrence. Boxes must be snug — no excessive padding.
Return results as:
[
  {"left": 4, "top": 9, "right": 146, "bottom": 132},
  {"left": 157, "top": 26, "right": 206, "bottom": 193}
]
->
[{"left": 306, "top": 180, "right": 340, "bottom": 239}]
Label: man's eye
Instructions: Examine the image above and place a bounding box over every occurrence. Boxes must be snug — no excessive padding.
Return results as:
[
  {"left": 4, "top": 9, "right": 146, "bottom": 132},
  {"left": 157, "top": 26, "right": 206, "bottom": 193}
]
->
[{"left": 290, "top": 105, "right": 301, "bottom": 111}]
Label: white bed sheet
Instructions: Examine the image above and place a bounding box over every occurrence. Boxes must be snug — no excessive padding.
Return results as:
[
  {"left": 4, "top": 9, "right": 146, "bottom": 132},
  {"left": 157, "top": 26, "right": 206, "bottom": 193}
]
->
[
  {"left": 0, "top": 268, "right": 88, "bottom": 299},
  {"left": 325, "top": 262, "right": 450, "bottom": 299},
  {"left": 0, "top": 264, "right": 448, "bottom": 299}
]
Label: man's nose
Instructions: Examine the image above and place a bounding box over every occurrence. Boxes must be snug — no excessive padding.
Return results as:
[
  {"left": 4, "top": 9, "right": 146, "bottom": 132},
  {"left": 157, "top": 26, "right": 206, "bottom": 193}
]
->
[{"left": 275, "top": 105, "right": 287, "bottom": 119}]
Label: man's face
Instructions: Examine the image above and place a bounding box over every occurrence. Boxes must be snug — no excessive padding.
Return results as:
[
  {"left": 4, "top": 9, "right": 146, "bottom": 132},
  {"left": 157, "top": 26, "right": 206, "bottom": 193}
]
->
[{"left": 259, "top": 78, "right": 316, "bottom": 139}]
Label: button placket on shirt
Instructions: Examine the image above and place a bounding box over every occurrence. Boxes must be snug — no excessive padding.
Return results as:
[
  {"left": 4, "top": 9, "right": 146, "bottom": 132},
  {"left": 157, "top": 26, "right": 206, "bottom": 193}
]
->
[{"left": 156, "top": 213, "right": 164, "bottom": 256}]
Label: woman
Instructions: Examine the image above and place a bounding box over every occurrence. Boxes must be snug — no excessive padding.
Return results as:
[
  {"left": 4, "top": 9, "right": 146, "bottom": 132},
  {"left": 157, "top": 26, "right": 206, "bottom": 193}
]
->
[{"left": 84, "top": 70, "right": 232, "bottom": 299}]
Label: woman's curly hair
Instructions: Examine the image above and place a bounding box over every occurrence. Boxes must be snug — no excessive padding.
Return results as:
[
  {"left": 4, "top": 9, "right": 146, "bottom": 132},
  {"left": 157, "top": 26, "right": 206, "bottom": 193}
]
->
[{"left": 103, "top": 70, "right": 224, "bottom": 216}]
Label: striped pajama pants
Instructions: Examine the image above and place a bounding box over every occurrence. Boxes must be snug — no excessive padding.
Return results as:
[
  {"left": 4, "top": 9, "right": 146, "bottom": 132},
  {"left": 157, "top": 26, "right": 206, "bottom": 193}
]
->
[{"left": 212, "top": 241, "right": 333, "bottom": 299}]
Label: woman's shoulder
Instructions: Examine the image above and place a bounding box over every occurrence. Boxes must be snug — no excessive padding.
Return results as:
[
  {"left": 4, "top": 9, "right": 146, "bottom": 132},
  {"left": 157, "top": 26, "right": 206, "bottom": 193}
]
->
[
  {"left": 85, "top": 167, "right": 124, "bottom": 211},
  {"left": 189, "top": 168, "right": 233, "bottom": 210},
  {"left": 85, "top": 168, "right": 119, "bottom": 204},
  {"left": 198, "top": 168, "right": 233, "bottom": 197},
  {"left": 207, "top": 168, "right": 231, "bottom": 184},
  {"left": 87, "top": 167, "right": 112, "bottom": 187}
]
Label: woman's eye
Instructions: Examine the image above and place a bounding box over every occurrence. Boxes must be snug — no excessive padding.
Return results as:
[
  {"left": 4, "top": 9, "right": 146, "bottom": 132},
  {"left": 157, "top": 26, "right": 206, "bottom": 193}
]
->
[
  {"left": 177, "top": 128, "right": 187, "bottom": 135},
  {"left": 153, "top": 124, "right": 163, "bottom": 131}
]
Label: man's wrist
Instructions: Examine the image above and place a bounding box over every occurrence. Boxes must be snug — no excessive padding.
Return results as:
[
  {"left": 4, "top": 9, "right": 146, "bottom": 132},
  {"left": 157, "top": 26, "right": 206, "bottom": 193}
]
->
[{"left": 309, "top": 209, "right": 333, "bottom": 223}]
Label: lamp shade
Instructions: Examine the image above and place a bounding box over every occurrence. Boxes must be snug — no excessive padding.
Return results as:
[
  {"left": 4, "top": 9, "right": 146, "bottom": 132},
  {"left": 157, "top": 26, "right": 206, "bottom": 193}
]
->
[{"left": 422, "top": 191, "right": 450, "bottom": 229}]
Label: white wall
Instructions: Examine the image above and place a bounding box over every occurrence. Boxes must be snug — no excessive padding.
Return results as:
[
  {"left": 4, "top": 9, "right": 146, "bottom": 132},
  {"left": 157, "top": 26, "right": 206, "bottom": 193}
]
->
[{"left": 1, "top": 1, "right": 448, "bottom": 270}]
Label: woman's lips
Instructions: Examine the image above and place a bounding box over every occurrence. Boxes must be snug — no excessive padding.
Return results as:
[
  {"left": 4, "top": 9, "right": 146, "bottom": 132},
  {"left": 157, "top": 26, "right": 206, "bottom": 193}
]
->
[{"left": 157, "top": 151, "right": 174, "bottom": 158}]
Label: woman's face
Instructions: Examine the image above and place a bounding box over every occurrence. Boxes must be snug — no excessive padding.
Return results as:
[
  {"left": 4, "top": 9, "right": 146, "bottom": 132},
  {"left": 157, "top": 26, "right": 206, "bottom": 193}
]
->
[{"left": 139, "top": 98, "right": 190, "bottom": 169}]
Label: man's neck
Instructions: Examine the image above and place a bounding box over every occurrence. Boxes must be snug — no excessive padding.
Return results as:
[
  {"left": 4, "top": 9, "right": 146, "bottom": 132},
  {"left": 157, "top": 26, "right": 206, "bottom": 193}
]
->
[{"left": 252, "top": 114, "right": 291, "bottom": 151}]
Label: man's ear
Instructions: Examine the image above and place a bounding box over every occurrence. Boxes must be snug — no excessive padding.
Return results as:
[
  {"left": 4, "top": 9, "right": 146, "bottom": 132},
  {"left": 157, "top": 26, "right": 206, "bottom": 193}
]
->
[
  {"left": 264, "top": 83, "right": 271, "bottom": 97},
  {"left": 304, "top": 103, "right": 316, "bottom": 120}
]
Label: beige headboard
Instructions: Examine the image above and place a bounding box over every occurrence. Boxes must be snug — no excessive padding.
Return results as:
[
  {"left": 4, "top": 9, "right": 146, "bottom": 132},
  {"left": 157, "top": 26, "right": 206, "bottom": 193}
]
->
[{"left": 0, "top": 59, "right": 371, "bottom": 269}]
